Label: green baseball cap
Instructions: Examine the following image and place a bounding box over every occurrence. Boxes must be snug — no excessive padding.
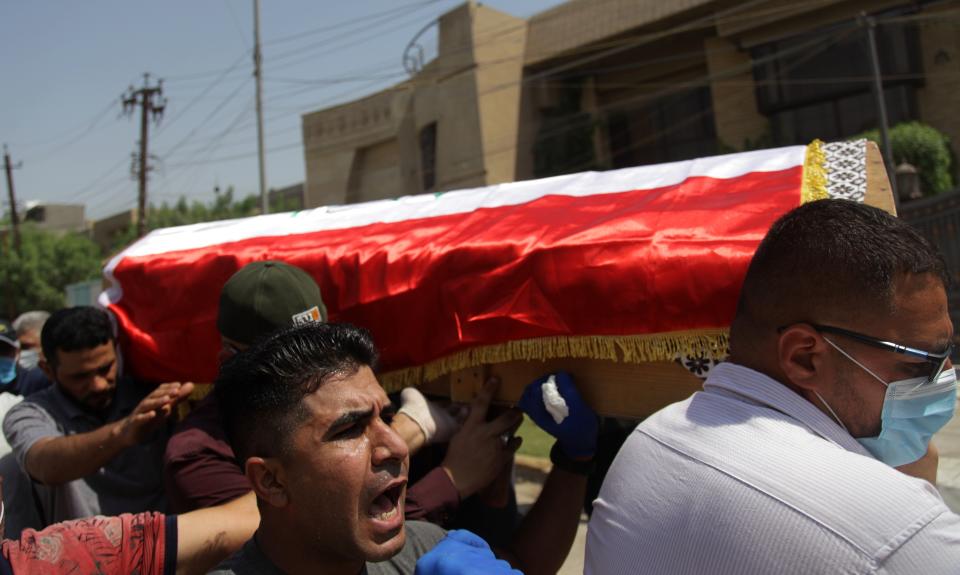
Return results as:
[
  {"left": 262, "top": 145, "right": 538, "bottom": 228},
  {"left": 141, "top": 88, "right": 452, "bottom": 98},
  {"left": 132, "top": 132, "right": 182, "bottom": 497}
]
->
[{"left": 217, "top": 260, "right": 327, "bottom": 346}]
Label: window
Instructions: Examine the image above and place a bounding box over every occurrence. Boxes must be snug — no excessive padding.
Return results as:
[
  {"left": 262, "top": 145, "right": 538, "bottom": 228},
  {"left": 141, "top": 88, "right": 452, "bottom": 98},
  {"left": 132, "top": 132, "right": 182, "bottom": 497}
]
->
[
  {"left": 608, "top": 86, "right": 717, "bottom": 169},
  {"left": 419, "top": 123, "right": 437, "bottom": 192},
  {"left": 533, "top": 81, "right": 597, "bottom": 178},
  {"left": 752, "top": 10, "right": 923, "bottom": 145}
]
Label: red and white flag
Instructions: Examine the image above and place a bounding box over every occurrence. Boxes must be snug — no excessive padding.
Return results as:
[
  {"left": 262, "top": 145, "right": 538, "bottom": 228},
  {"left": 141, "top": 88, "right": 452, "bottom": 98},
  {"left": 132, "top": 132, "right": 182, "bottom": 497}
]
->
[{"left": 103, "top": 145, "right": 813, "bottom": 386}]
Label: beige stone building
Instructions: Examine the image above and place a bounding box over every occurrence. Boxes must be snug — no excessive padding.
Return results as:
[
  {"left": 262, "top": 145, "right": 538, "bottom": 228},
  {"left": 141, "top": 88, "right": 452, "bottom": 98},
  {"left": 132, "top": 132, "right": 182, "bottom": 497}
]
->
[
  {"left": 302, "top": 0, "right": 960, "bottom": 206},
  {"left": 22, "top": 202, "right": 87, "bottom": 234}
]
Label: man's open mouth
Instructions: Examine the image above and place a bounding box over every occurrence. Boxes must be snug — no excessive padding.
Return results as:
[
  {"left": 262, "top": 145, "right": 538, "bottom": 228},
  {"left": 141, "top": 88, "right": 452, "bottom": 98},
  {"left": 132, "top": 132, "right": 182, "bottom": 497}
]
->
[{"left": 368, "top": 480, "right": 405, "bottom": 521}]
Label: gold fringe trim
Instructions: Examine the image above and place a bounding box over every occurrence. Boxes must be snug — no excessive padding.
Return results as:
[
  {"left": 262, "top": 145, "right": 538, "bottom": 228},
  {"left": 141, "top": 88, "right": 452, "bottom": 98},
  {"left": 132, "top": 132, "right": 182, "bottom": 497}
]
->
[
  {"left": 801, "top": 139, "right": 828, "bottom": 203},
  {"left": 379, "top": 330, "right": 729, "bottom": 392}
]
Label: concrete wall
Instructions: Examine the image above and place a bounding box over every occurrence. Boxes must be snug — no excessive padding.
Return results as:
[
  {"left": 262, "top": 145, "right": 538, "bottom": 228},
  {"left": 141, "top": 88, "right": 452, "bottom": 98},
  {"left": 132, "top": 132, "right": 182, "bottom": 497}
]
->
[
  {"left": 301, "top": 1, "right": 526, "bottom": 207},
  {"left": 524, "top": 0, "right": 713, "bottom": 65},
  {"left": 915, "top": 2, "right": 960, "bottom": 160},
  {"left": 302, "top": 87, "right": 409, "bottom": 207},
  {"left": 23, "top": 203, "right": 86, "bottom": 234},
  {"left": 473, "top": 6, "right": 527, "bottom": 186},
  {"left": 91, "top": 209, "right": 136, "bottom": 253},
  {"left": 704, "top": 37, "right": 768, "bottom": 150},
  {"left": 347, "top": 138, "right": 403, "bottom": 203}
]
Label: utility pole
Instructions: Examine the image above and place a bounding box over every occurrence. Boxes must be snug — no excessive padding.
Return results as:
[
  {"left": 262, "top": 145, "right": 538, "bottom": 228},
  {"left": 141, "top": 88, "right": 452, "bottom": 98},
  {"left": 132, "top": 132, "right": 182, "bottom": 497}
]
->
[
  {"left": 122, "top": 73, "right": 166, "bottom": 238},
  {"left": 3, "top": 144, "right": 22, "bottom": 255},
  {"left": 860, "top": 12, "right": 899, "bottom": 209},
  {"left": 254, "top": 0, "right": 269, "bottom": 215}
]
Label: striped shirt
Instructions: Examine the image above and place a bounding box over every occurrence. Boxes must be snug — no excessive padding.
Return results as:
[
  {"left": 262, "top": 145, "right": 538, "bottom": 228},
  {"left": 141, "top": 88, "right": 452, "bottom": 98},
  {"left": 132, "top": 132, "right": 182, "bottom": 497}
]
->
[{"left": 585, "top": 362, "right": 960, "bottom": 574}]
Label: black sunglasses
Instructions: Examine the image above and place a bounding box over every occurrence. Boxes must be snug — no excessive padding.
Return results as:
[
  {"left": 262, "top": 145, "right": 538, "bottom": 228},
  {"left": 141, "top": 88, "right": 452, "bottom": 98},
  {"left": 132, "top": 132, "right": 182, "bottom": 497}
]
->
[{"left": 809, "top": 324, "right": 954, "bottom": 385}]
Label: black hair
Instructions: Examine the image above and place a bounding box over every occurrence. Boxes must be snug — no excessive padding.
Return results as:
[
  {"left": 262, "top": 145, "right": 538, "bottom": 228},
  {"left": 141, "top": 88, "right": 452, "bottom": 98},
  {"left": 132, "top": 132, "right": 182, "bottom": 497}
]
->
[
  {"left": 41, "top": 307, "right": 115, "bottom": 367},
  {"left": 730, "top": 199, "right": 949, "bottom": 353},
  {"left": 216, "top": 321, "right": 379, "bottom": 465}
]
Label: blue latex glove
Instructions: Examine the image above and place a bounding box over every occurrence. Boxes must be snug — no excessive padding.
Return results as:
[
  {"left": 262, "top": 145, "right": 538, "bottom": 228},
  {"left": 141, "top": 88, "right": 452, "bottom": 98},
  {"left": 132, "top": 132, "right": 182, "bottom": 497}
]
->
[
  {"left": 518, "top": 371, "right": 598, "bottom": 458},
  {"left": 415, "top": 530, "right": 522, "bottom": 575}
]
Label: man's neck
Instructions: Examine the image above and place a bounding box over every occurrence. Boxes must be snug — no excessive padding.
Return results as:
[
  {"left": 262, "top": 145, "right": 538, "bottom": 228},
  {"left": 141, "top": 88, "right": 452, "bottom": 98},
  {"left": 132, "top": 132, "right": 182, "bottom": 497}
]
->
[
  {"left": 54, "top": 383, "right": 112, "bottom": 421},
  {"left": 256, "top": 517, "right": 365, "bottom": 575}
]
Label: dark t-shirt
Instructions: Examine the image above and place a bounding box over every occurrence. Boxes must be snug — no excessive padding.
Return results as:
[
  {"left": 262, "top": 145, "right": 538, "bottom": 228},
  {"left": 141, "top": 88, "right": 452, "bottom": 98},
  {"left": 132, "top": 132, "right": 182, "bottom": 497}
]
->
[
  {"left": 210, "top": 520, "right": 446, "bottom": 575},
  {"left": 164, "top": 394, "right": 252, "bottom": 512},
  {"left": 3, "top": 378, "right": 169, "bottom": 524}
]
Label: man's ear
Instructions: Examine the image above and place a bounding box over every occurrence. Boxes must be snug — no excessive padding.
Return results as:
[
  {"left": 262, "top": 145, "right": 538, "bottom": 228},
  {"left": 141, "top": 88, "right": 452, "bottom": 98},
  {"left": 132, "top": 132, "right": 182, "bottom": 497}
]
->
[
  {"left": 39, "top": 357, "right": 54, "bottom": 381},
  {"left": 778, "top": 324, "right": 830, "bottom": 392},
  {"left": 245, "top": 456, "right": 289, "bottom": 508}
]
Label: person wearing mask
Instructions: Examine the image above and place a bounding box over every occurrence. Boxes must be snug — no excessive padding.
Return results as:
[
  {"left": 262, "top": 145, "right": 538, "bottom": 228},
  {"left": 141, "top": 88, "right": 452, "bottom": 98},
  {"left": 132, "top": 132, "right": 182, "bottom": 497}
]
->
[
  {"left": 12, "top": 310, "right": 49, "bottom": 371},
  {"left": 0, "top": 320, "right": 20, "bottom": 392},
  {"left": 585, "top": 199, "right": 960, "bottom": 574}
]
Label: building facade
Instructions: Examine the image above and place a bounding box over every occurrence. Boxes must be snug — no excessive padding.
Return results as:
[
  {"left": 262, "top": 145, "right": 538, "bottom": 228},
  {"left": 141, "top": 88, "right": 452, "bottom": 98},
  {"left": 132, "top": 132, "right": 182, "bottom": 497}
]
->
[{"left": 302, "top": 0, "right": 960, "bottom": 206}]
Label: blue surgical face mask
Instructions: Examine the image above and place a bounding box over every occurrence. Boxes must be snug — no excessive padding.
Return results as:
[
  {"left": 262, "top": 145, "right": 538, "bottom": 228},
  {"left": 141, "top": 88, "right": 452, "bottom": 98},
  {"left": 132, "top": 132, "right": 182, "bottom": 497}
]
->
[
  {"left": 0, "top": 357, "right": 16, "bottom": 385},
  {"left": 819, "top": 337, "right": 957, "bottom": 467},
  {"left": 18, "top": 349, "right": 39, "bottom": 371}
]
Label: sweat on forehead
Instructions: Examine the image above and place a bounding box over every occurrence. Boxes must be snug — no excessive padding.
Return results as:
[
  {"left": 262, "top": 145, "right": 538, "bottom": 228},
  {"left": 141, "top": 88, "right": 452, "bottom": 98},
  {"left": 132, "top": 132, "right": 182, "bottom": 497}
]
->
[{"left": 215, "top": 322, "right": 379, "bottom": 462}]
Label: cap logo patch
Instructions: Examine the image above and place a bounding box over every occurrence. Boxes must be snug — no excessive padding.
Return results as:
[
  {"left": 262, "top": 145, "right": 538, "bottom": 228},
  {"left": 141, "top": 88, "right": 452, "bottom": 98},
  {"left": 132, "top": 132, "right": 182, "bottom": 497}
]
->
[{"left": 292, "top": 306, "right": 322, "bottom": 326}]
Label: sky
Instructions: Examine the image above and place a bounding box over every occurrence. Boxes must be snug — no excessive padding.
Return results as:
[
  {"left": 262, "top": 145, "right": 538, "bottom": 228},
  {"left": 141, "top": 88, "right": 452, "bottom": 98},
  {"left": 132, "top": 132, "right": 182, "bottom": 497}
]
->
[{"left": 0, "top": 1, "right": 564, "bottom": 220}]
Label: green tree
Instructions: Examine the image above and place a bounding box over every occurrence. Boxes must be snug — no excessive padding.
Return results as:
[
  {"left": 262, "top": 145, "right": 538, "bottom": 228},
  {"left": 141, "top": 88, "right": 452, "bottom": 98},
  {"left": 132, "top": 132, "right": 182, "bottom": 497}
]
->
[
  {"left": 857, "top": 122, "right": 955, "bottom": 196},
  {"left": 0, "top": 226, "right": 103, "bottom": 317},
  {"left": 109, "top": 186, "right": 262, "bottom": 254}
]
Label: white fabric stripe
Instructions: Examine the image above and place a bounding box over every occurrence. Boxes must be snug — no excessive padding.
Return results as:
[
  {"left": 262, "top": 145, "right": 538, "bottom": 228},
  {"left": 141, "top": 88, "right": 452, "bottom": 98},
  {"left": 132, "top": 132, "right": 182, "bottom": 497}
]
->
[{"left": 108, "top": 146, "right": 806, "bottom": 262}]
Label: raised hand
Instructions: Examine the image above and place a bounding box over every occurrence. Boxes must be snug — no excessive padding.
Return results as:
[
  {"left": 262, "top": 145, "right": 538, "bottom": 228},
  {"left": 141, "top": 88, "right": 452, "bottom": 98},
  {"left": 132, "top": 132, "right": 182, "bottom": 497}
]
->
[
  {"left": 442, "top": 378, "right": 523, "bottom": 499},
  {"left": 118, "top": 381, "right": 194, "bottom": 447}
]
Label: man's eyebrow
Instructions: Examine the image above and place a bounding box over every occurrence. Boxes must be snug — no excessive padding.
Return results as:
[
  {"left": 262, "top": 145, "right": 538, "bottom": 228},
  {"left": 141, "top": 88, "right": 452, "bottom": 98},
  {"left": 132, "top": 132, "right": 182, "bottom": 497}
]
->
[{"left": 330, "top": 408, "right": 374, "bottom": 430}]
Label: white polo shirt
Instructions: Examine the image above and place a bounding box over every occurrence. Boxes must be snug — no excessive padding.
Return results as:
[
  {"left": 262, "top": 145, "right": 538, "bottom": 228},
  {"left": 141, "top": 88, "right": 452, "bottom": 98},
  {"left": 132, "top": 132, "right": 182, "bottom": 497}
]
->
[{"left": 586, "top": 362, "right": 960, "bottom": 574}]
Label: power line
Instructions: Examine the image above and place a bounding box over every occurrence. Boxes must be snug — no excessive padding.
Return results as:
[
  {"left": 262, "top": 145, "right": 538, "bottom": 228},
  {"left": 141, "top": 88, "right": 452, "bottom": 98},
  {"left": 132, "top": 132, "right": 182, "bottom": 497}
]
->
[
  {"left": 158, "top": 77, "right": 249, "bottom": 161},
  {"left": 15, "top": 97, "right": 119, "bottom": 151},
  {"left": 267, "top": 2, "right": 452, "bottom": 72},
  {"left": 263, "top": 0, "right": 442, "bottom": 47},
  {"left": 70, "top": 157, "right": 130, "bottom": 203},
  {"left": 156, "top": 52, "right": 249, "bottom": 137},
  {"left": 223, "top": 0, "right": 251, "bottom": 51},
  {"left": 19, "top": 98, "right": 120, "bottom": 165},
  {"left": 99, "top": 0, "right": 950, "bottom": 216},
  {"left": 153, "top": 98, "right": 255, "bottom": 198},
  {"left": 165, "top": 139, "right": 300, "bottom": 168}
]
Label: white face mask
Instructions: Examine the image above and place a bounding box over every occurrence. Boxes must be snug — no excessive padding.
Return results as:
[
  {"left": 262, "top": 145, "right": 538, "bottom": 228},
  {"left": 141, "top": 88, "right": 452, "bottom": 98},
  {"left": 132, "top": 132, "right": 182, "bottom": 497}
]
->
[{"left": 18, "top": 349, "right": 39, "bottom": 370}]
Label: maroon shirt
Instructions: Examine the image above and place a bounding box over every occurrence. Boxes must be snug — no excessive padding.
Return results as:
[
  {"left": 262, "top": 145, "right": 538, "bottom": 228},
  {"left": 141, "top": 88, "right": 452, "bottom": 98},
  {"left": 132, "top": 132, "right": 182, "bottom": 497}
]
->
[
  {"left": 163, "top": 394, "right": 462, "bottom": 522},
  {"left": 163, "top": 395, "right": 250, "bottom": 513}
]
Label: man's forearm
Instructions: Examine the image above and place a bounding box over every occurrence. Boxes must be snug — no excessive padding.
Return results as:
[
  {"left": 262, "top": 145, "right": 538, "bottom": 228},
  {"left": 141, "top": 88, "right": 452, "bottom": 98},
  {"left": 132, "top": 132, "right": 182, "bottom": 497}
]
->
[
  {"left": 176, "top": 491, "right": 259, "bottom": 575},
  {"left": 503, "top": 466, "right": 587, "bottom": 575},
  {"left": 25, "top": 420, "right": 129, "bottom": 485}
]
